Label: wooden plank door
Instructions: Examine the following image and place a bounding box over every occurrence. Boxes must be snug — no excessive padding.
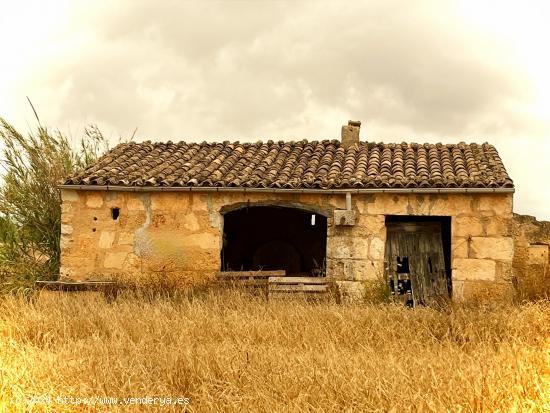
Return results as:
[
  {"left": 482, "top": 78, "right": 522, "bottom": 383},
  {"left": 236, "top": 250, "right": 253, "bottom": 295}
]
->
[{"left": 385, "top": 222, "right": 448, "bottom": 306}]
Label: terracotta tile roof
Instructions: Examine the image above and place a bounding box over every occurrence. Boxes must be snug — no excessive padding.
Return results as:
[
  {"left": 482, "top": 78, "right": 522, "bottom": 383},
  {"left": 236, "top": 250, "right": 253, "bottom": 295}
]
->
[{"left": 64, "top": 140, "right": 514, "bottom": 189}]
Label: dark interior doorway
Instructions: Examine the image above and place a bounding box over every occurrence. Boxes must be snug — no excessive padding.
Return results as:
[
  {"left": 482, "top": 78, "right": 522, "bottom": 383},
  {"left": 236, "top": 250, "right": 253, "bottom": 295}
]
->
[
  {"left": 221, "top": 206, "right": 327, "bottom": 276},
  {"left": 384, "top": 215, "right": 452, "bottom": 306}
]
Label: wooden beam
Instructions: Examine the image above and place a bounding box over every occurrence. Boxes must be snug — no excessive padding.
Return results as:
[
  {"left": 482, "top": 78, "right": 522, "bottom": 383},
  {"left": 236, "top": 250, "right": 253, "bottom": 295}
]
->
[
  {"left": 219, "top": 280, "right": 268, "bottom": 287},
  {"left": 269, "top": 284, "right": 329, "bottom": 292},
  {"left": 268, "top": 276, "right": 327, "bottom": 284},
  {"left": 217, "top": 270, "right": 286, "bottom": 278},
  {"left": 35, "top": 280, "right": 116, "bottom": 292}
]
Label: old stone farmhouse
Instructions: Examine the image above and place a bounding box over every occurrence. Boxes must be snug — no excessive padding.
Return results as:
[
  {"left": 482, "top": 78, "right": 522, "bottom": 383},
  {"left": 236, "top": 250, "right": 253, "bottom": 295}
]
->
[{"left": 59, "top": 121, "right": 521, "bottom": 303}]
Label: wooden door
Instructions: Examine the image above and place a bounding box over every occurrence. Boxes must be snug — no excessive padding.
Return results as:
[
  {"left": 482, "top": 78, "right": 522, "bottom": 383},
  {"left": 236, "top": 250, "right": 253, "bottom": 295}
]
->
[{"left": 384, "top": 222, "right": 448, "bottom": 306}]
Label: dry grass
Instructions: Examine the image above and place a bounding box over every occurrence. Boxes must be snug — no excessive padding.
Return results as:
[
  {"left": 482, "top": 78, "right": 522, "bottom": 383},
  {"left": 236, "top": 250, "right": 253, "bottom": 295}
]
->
[
  {"left": 0, "top": 289, "right": 548, "bottom": 412},
  {"left": 515, "top": 264, "right": 550, "bottom": 302}
]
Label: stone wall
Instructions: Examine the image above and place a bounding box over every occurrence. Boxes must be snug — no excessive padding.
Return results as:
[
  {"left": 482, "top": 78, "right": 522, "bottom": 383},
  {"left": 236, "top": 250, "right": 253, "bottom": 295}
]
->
[
  {"left": 512, "top": 214, "right": 550, "bottom": 296},
  {"left": 60, "top": 189, "right": 514, "bottom": 300}
]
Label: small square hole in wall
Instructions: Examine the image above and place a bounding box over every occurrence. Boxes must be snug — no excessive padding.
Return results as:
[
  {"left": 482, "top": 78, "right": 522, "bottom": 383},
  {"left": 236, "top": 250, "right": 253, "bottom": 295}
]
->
[{"left": 111, "top": 207, "right": 120, "bottom": 220}]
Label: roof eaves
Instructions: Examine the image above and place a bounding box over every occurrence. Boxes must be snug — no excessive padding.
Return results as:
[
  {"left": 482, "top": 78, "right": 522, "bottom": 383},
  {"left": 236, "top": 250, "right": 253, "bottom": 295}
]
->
[{"left": 58, "top": 184, "right": 515, "bottom": 194}]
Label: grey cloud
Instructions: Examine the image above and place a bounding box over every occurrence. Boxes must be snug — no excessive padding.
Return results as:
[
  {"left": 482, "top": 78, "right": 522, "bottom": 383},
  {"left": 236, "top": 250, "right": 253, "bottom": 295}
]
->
[
  {"left": 17, "top": 0, "right": 549, "bottom": 217},
  {"left": 63, "top": 0, "right": 532, "bottom": 138}
]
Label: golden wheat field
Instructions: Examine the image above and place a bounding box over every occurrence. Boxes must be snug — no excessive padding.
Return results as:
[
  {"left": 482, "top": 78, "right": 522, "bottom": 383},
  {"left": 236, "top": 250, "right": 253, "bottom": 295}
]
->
[{"left": 0, "top": 289, "right": 548, "bottom": 412}]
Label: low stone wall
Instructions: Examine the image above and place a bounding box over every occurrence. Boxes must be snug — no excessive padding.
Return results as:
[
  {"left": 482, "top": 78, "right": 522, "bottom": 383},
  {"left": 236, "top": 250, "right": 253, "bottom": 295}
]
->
[
  {"left": 512, "top": 214, "right": 550, "bottom": 296},
  {"left": 60, "top": 189, "right": 514, "bottom": 301}
]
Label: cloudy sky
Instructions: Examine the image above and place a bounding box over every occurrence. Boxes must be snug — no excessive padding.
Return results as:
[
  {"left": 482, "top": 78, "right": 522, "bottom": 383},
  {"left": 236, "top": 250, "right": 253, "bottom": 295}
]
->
[{"left": 1, "top": 0, "right": 549, "bottom": 219}]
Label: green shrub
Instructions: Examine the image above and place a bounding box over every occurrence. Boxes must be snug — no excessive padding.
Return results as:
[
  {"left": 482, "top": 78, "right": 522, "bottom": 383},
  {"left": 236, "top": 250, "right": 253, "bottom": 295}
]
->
[{"left": 0, "top": 119, "right": 107, "bottom": 291}]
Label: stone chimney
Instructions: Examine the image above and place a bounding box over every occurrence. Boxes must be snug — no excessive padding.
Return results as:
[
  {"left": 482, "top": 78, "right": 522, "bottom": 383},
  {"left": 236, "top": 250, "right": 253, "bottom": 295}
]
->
[{"left": 341, "top": 120, "right": 361, "bottom": 148}]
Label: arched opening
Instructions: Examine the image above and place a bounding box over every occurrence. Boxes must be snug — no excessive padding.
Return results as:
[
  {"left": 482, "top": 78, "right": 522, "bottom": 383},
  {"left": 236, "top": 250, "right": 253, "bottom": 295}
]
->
[{"left": 221, "top": 205, "right": 327, "bottom": 276}]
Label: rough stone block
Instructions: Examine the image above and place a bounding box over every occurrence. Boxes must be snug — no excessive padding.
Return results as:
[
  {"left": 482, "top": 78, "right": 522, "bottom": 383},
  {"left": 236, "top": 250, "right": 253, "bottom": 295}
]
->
[
  {"left": 134, "top": 231, "right": 219, "bottom": 266},
  {"left": 98, "top": 231, "right": 116, "bottom": 249},
  {"left": 77, "top": 237, "right": 99, "bottom": 253},
  {"left": 334, "top": 210, "right": 356, "bottom": 226},
  {"left": 327, "top": 259, "right": 344, "bottom": 278},
  {"left": 369, "top": 236, "right": 385, "bottom": 260},
  {"left": 208, "top": 209, "right": 221, "bottom": 229},
  {"left": 127, "top": 196, "right": 146, "bottom": 211},
  {"left": 59, "top": 265, "right": 73, "bottom": 279},
  {"left": 485, "top": 216, "right": 512, "bottom": 237},
  {"left": 86, "top": 193, "right": 104, "bottom": 208},
  {"left": 357, "top": 214, "right": 385, "bottom": 235},
  {"left": 453, "top": 216, "right": 484, "bottom": 237},
  {"left": 452, "top": 237, "right": 469, "bottom": 258},
  {"left": 61, "top": 189, "right": 79, "bottom": 202},
  {"left": 453, "top": 258, "right": 496, "bottom": 281},
  {"left": 429, "top": 194, "right": 472, "bottom": 216},
  {"left": 470, "top": 237, "right": 513, "bottom": 260},
  {"left": 60, "top": 235, "right": 72, "bottom": 250},
  {"left": 182, "top": 232, "right": 219, "bottom": 250},
  {"left": 495, "top": 260, "right": 513, "bottom": 282},
  {"left": 478, "top": 194, "right": 512, "bottom": 215},
  {"left": 335, "top": 280, "right": 365, "bottom": 302},
  {"left": 60, "top": 257, "right": 95, "bottom": 280},
  {"left": 354, "top": 196, "right": 369, "bottom": 214},
  {"left": 367, "top": 194, "right": 408, "bottom": 215},
  {"left": 330, "top": 259, "right": 354, "bottom": 279},
  {"left": 61, "top": 213, "right": 73, "bottom": 225},
  {"left": 407, "top": 194, "right": 432, "bottom": 215},
  {"left": 528, "top": 244, "right": 549, "bottom": 265},
  {"left": 453, "top": 279, "right": 513, "bottom": 302},
  {"left": 104, "top": 252, "right": 128, "bottom": 269},
  {"left": 327, "top": 259, "right": 381, "bottom": 281},
  {"left": 190, "top": 194, "right": 209, "bottom": 212},
  {"left": 327, "top": 237, "right": 351, "bottom": 259},
  {"left": 113, "top": 244, "right": 136, "bottom": 254},
  {"left": 299, "top": 193, "right": 332, "bottom": 208},
  {"left": 151, "top": 193, "right": 189, "bottom": 211},
  {"left": 125, "top": 212, "right": 147, "bottom": 228},
  {"left": 362, "top": 260, "right": 385, "bottom": 280},
  {"left": 192, "top": 212, "right": 214, "bottom": 231},
  {"left": 61, "top": 203, "right": 73, "bottom": 215},
  {"left": 105, "top": 191, "right": 119, "bottom": 202},
  {"left": 61, "top": 224, "right": 73, "bottom": 235},
  {"left": 118, "top": 231, "right": 134, "bottom": 245},
  {"left": 351, "top": 237, "right": 370, "bottom": 259}
]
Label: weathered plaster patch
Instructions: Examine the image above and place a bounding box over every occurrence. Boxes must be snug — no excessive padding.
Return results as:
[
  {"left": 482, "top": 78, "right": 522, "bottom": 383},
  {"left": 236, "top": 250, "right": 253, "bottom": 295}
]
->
[
  {"left": 104, "top": 252, "right": 128, "bottom": 269},
  {"left": 86, "top": 193, "right": 103, "bottom": 208},
  {"left": 106, "top": 192, "right": 119, "bottom": 202},
  {"left": 206, "top": 195, "right": 221, "bottom": 229},
  {"left": 61, "top": 189, "right": 79, "bottom": 202},
  {"left": 134, "top": 194, "right": 153, "bottom": 257},
  {"left": 127, "top": 196, "right": 145, "bottom": 211},
  {"left": 183, "top": 214, "right": 200, "bottom": 232},
  {"left": 99, "top": 231, "right": 115, "bottom": 249}
]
